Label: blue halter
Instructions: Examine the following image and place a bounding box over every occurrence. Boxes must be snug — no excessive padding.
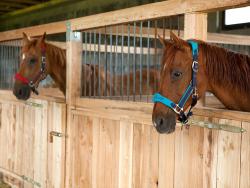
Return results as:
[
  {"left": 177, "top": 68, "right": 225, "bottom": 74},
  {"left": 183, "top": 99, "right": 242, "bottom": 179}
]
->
[{"left": 153, "top": 40, "right": 199, "bottom": 124}]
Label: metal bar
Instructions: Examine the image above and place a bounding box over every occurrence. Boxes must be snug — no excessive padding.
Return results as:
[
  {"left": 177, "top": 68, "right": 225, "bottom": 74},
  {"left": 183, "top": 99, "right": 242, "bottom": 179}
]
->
[
  {"left": 127, "top": 24, "right": 130, "bottom": 100},
  {"left": 170, "top": 16, "right": 173, "bottom": 31},
  {"left": 121, "top": 25, "right": 124, "bottom": 100},
  {"left": 115, "top": 25, "right": 118, "bottom": 97},
  {"left": 154, "top": 20, "right": 158, "bottom": 93},
  {"left": 104, "top": 27, "right": 108, "bottom": 97},
  {"left": 139, "top": 21, "right": 143, "bottom": 101},
  {"left": 147, "top": 20, "right": 151, "bottom": 102},
  {"left": 133, "top": 22, "right": 136, "bottom": 101},
  {"left": 98, "top": 30, "right": 101, "bottom": 96},
  {"left": 93, "top": 29, "right": 96, "bottom": 98},
  {"left": 10, "top": 40, "right": 14, "bottom": 89},
  {"left": 89, "top": 31, "right": 92, "bottom": 97},
  {"left": 0, "top": 43, "right": 2, "bottom": 88},
  {"left": 84, "top": 32, "right": 87, "bottom": 97},
  {"left": 110, "top": 26, "right": 113, "bottom": 97}
]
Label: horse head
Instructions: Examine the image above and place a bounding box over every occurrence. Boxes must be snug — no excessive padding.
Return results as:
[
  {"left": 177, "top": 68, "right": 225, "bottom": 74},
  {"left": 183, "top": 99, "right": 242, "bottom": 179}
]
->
[
  {"left": 152, "top": 32, "right": 208, "bottom": 134},
  {"left": 13, "top": 32, "right": 49, "bottom": 100}
]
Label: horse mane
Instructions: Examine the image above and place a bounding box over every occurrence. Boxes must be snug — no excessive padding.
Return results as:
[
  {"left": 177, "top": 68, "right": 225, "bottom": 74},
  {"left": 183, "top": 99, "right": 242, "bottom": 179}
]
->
[
  {"left": 199, "top": 41, "right": 250, "bottom": 94},
  {"left": 45, "top": 42, "right": 66, "bottom": 68}
]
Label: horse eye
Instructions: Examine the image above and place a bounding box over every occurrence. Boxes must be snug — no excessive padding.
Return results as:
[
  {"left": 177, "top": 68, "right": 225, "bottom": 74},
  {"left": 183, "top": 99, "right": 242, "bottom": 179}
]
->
[
  {"left": 29, "top": 58, "right": 36, "bottom": 65},
  {"left": 174, "top": 72, "right": 182, "bottom": 77},
  {"left": 171, "top": 70, "right": 183, "bottom": 80}
]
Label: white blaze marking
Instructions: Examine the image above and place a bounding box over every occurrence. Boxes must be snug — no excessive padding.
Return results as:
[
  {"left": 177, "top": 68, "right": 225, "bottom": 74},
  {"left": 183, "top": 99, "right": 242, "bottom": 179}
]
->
[{"left": 22, "top": 53, "right": 26, "bottom": 60}]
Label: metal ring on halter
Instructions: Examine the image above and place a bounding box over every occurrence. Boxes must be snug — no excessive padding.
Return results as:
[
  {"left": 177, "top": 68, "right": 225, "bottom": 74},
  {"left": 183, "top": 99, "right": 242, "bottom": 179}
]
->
[
  {"left": 29, "top": 81, "right": 35, "bottom": 88},
  {"left": 173, "top": 105, "right": 183, "bottom": 114},
  {"left": 192, "top": 61, "right": 199, "bottom": 72}
]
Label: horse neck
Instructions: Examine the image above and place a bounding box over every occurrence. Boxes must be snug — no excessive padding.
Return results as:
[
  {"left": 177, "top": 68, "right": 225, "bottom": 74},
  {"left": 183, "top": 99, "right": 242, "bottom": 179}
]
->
[
  {"left": 201, "top": 43, "right": 250, "bottom": 111},
  {"left": 46, "top": 43, "right": 66, "bottom": 94}
]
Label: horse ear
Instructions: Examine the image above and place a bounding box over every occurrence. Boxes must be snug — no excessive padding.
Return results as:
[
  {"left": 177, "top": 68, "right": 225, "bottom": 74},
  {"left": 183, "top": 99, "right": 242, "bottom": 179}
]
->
[
  {"left": 170, "top": 31, "right": 188, "bottom": 50},
  {"left": 158, "top": 35, "right": 168, "bottom": 47},
  {"left": 22, "top": 32, "right": 30, "bottom": 44},
  {"left": 170, "top": 31, "right": 181, "bottom": 45},
  {"left": 158, "top": 35, "right": 173, "bottom": 49},
  {"left": 38, "top": 32, "right": 46, "bottom": 44}
]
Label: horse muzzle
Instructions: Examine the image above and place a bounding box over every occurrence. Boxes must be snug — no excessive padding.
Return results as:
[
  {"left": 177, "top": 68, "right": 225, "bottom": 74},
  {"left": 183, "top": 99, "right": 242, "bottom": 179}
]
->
[
  {"left": 13, "top": 83, "right": 31, "bottom": 100},
  {"left": 152, "top": 112, "right": 176, "bottom": 134}
]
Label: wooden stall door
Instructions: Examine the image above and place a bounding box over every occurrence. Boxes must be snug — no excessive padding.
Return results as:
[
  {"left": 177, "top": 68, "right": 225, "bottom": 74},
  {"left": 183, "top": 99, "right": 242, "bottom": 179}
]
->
[{"left": 0, "top": 98, "right": 66, "bottom": 188}]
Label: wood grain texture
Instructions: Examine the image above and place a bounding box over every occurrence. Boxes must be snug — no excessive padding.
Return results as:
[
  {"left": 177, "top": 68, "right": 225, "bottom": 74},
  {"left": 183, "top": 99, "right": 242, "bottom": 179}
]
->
[
  {"left": 240, "top": 122, "right": 250, "bottom": 188},
  {"left": 216, "top": 119, "right": 241, "bottom": 188},
  {"left": 174, "top": 125, "right": 204, "bottom": 188}
]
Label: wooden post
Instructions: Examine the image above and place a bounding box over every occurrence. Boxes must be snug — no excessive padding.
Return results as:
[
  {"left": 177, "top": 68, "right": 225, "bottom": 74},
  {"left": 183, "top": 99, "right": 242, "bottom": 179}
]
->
[
  {"left": 66, "top": 21, "right": 82, "bottom": 105},
  {"left": 184, "top": 12, "right": 207, "bottom": 106}
]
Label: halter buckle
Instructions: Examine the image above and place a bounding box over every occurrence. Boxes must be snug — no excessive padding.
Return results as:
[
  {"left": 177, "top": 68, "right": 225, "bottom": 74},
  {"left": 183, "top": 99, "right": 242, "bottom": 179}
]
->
[
  {"left": 173, "top": 104, "right": 183, "bottom": 114},
  {"left": 29, "top": 81, "right": 35, "bottom": 88},
  {"left": 41, "top": 56, "right": 46, "bottom": 63},
  {"left": 192, "top": 61, "right": 199, "bottom": 72}
]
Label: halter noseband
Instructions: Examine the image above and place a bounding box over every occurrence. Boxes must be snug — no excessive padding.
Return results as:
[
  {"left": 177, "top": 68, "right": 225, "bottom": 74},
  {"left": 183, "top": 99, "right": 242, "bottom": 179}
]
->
[
  {"left": 15, "top": 44, "right": 47, "bottom": 95},
  {"left": 153, "top": 40, "right": 199, "bottom": 124}
]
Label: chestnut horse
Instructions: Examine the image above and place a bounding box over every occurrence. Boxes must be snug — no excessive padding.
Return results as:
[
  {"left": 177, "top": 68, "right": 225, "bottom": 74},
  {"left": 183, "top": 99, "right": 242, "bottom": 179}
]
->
[
  {"left": 13, "top": 33, "right": 66, "bottom": 100},
  {"left": 152, "top": 32, "right": 250, "bottom": 134},
  {"left": 13, "top": 33, "right": 159, "bottom": 100}
]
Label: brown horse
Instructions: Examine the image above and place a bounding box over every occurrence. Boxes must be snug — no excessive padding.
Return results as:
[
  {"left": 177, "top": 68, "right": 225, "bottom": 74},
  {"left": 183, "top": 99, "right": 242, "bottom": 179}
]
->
[
  {"left": 152, "top": 32, "right": 250, "bottom": 134},
  {"left": 13, "top": 33, "right": 159, "bottom": 100},
  {"left": 13, "top": 33, "right": 66, "bottom": 100}
]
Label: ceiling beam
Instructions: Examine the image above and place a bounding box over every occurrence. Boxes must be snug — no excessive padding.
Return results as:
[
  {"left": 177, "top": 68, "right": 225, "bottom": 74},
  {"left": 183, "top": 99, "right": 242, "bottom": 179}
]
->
[
  {"left": 1, "top": 0, "right": 41, "bottom": 5},
  {"left": 0, "top": 2, "right": 28, "bottom": 9}
]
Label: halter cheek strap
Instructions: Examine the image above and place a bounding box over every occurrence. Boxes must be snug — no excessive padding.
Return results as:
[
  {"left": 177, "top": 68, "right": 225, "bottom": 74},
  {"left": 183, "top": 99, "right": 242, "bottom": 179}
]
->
[
  {"left": 153, "top": 40, "right": 199, "bottom": 124},
  {"left": 15, "top": 44, "right": 47, "bottom": 95}
]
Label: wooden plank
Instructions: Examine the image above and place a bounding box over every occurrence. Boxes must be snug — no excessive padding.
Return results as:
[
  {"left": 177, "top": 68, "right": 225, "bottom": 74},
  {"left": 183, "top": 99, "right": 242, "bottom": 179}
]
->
[
  {"left": 91, "top": 116, "right": 101, "bottom": 188},
  {"left": 118, "top": 119, "right": 133, "bottom": 188},
  {"left": 200, "top": 116, "right": 219, "bottom": 188},
  {"left": 74, "top": 115, "right": 93, "bottom": 188},
  {"left": 174, "top": 125, "right": 204, "bottom": 188},
  {"left": 0, "top": 89, "right": 65, "bottom": 104},
  {"left": 184, "top": 12, "right": 207, "bottom": 40},
  {"left": 184, "top": 12, "right": 207, "bottom": 106},
  {"left": 71, "top": 0, "right": 249, "bottom": 31},
  {"left": 96, "top": 118, "right": 120, "bottom": 188},
  {"left": 66, "top": 34, "right": 82, "bottom": 105},
  {"left": 21, "top": 104, "right": 35, "bottom": 188},
  {"left": 65, "top": 110, "right": 75, "bottom": 188},
  {"left": 33, "top": 100, "right": 47, "bottom": 188},
  {"left": 158, "top": 131, "right": 175, "bottom": 188},
  {"left": 75, "top": 98, "right": 250, "bottom": 124},
  {"left": 207, "top": 32, "right": 250, "bottom": 45},
  {"left": 240, "top": 122, "right": 250, "bottom": 188},
  {"left": 0, "top": 21, "right": 66, "bottom": 42},
  {"left": 47, "top": 101, "right": 66, "bottom": 188},
  {"left": 0, "top": 0, "right": 249, "bottom": 42},
  {"left": 216, "top": 119, "right": 241, "bottom": 188},
  {"left": 132, "top": 123, "right": 159, "bottom": 188},
  {"left": 13, "top": 104, "right": 24, "bottom": 176},
  {"left": 193, "top": 107, "right": 250, "bottom": 123}
]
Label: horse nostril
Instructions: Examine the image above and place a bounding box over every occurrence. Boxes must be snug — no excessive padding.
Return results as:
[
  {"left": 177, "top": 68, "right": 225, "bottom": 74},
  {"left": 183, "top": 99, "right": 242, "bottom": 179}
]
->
[
  {"left": 155, "top": 116, "right": 164, "bottom": 127},
  {"left": 18, "top": 89, "right": 23, "bottom": 96}
]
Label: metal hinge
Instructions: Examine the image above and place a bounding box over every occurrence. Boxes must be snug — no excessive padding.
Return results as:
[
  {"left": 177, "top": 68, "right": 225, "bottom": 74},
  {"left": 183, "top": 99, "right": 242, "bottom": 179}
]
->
[
  {"left": 49, "top": 131, "right": 67, "bottom": 143},
  {"left": 24, "top": 101, "right": 43, "bottom": 108},
  {"left": 21, "top": 175, "right": 41, "bottom": 187}
]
